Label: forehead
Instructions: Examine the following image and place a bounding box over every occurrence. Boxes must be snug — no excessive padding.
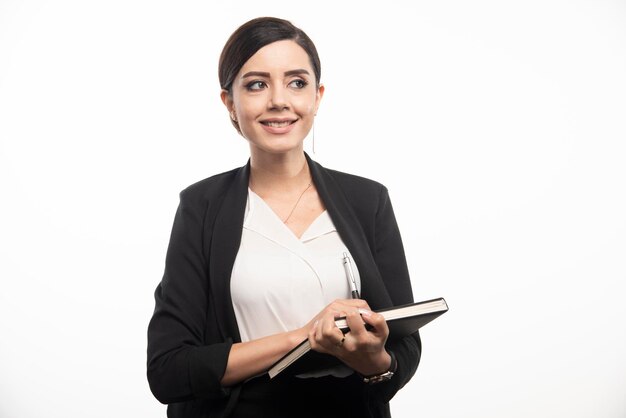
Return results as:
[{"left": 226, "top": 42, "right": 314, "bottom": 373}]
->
[{"left": 239, "top": 40, "right": 313, "bottom": 75}]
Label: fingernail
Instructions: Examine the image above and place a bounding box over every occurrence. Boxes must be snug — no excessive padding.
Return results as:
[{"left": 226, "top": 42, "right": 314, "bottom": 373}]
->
[{"left": 358, "top": 308, "right": 372, "bottom": 317}]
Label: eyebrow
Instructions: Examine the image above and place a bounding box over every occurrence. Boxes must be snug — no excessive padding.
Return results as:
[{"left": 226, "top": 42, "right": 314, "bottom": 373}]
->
[{"left": 241, "top": 69, "right": 310, "bottom": 79}]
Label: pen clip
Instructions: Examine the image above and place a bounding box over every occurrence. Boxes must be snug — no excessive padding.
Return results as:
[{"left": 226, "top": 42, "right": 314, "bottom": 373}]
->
[{"left": 343, "top": 252, "right": 360, "bottom": 299}]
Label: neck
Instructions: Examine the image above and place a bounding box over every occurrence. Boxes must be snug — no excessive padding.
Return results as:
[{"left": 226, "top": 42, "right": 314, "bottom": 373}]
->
[{"left": 249, "top": 150, "right": 310, "bottom": 194}]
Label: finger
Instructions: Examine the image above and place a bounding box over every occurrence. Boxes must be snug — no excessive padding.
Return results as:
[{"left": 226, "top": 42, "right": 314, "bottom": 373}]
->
[
  {"left": 321, "top": 313, "right": 339, "bottom": 341},
  {"left": 312, "top": 318, "right": 345, "bottom": 354},
  {"left": 361, "top": 311, "right": 389, "bottom": 339},
  {"left": 344, "top": 308, "right": 369, "bottom": 338},
  {"left": 308, "top": 320, "right": 319, "bottom": 340},
  {"left": 310, "top": 318, "right": 335, "bottom": 353},
  {"left": 333, "top": 331, "right": 346, "bottom": 349},
  {"left": 315, "top": 312, "right": 340, "bottom": 344},
  {"left": 328, "top": 298, "right": 370, "bottom": 313}
]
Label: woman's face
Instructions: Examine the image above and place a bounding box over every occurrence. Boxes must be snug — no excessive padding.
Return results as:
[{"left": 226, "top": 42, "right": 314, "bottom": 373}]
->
[{"left": 222, "top": 40, "right": 324, "bottom": 155}]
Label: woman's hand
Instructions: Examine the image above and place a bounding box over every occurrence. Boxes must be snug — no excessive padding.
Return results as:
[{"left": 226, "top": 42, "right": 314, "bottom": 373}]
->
[{"left": 307, "top": 299, "right": 392, "bottom": 377}]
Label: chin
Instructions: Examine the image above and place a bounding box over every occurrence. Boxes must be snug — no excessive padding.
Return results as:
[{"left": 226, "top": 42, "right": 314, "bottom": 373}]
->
[
  {"left": 261, "top": 143, "right": 304, "bottom": 155},
  {"left": 248, "top": 133, "right": 306, "bottom": 154}
]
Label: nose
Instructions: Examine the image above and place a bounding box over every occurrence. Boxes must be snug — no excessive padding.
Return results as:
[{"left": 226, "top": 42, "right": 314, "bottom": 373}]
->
[{"left": 268, "top": 85, "right": 289, "bottom": 111}]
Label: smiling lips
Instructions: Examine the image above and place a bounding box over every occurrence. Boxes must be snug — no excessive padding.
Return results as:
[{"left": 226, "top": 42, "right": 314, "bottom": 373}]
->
[{"left": 260, "top": 118, "right": 298, "bottom": 134}]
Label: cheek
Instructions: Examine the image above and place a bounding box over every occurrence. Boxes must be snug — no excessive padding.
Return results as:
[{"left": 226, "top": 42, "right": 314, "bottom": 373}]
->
[
  {"left": 288, "top": 90, "right": 317, "bottom": 115},
  {"left": 296, "top": 98, "right": 316, "bottom": 116},
  {"left": 232, "top": 91, "right": 264, "bottom": 121}
]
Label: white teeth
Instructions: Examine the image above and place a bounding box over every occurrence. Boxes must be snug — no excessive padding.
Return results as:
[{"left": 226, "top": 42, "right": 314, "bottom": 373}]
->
[{"left": 263, "top": 121, "right": 292, "bottom": 127}]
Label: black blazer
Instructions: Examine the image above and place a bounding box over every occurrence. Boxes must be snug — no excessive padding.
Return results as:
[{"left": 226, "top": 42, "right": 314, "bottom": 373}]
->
[{"left": 147, "top": 155, "right": 422, "bottom": 417}]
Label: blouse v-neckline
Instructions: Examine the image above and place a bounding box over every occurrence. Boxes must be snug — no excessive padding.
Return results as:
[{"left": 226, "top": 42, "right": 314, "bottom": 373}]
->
[{"left": 246, "top": 188, "right": 332, "bottom": 242}]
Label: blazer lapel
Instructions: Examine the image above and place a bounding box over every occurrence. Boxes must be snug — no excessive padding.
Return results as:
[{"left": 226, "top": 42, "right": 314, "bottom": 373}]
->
[
  {"left": 208, "top": 162, "right": 250, "bottom": 343},
  {"left": 307, "top": 155, "right": 393, "bottom": 310}
]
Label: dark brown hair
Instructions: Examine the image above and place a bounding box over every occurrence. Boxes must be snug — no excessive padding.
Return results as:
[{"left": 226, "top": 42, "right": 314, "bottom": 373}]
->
[{"left": 219, "top": 17, "right": 322, "bottom": 94}]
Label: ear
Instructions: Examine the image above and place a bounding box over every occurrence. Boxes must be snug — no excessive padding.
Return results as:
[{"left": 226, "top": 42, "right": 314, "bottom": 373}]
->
[
  {"left": 221, "top": 89, "right": 234, "bottom": 113},
  {"left": 314, "top": 84, "right": 325, "bottom": 114}
]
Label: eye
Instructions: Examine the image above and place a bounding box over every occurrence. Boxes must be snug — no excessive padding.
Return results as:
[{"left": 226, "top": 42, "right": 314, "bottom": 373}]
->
[
  {"left": 245, "top": 80, "right": 267, "bottom": 91},
  {"left": 288, "top": 79, "right": 308, "bottom": 89}
]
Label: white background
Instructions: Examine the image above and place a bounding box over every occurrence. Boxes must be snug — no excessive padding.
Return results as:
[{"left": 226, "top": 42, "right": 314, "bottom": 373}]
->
[{"left": 1, "top": 1, "right": 625, "bottom": 417}]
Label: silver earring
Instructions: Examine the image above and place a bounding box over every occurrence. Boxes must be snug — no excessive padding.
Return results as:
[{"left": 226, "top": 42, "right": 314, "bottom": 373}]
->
[
  {"left": 230, "top": 111, "right": 237, "bottom": 121},
  {"left": 312, "top": 122, "right": 316, "bottom": 154}
]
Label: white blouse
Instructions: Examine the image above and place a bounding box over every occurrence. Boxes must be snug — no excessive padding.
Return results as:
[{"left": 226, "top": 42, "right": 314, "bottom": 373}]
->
[{"left": 230, "top": 189, "right": 361, "bottom": 343}]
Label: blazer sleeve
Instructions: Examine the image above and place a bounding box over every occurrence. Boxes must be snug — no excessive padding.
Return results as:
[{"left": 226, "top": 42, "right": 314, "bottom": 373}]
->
[
  {"left": 367, "top": 186, "right": 422, "bottom": 405},
  {"left": 147, "top": 189, "right": 232, "bottom": 404}
]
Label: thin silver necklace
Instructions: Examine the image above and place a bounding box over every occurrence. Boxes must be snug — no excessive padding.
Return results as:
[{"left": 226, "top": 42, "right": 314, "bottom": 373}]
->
[{"left": 283, "top": 181, "right": 312, "bottom": 224}]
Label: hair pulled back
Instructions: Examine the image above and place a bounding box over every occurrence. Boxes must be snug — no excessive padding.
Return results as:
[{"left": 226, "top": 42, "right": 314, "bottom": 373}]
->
[{"left": 219, "top": 17, "right": 322, "bottom": 94}]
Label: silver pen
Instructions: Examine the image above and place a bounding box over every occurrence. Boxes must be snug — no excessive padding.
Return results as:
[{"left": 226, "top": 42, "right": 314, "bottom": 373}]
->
[{"left": 342, "top": 252, "right": 360, "bottom": 299}]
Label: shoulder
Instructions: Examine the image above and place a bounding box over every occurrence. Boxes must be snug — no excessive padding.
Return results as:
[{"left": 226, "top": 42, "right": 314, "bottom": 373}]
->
[
  {"left": 180, "top": 166, "right": 241, "bottom": 198},
  {"left": 324, "top": 167, "right": 386, "bottom": 192},
  {"left": 313, "top": 162, "right": 390, "bottom": 209}
]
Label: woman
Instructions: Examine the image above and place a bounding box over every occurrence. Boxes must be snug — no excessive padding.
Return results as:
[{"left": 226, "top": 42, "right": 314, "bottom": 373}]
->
[{"left": 147, "top": 17, "right": 421, "bottom": 418}]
